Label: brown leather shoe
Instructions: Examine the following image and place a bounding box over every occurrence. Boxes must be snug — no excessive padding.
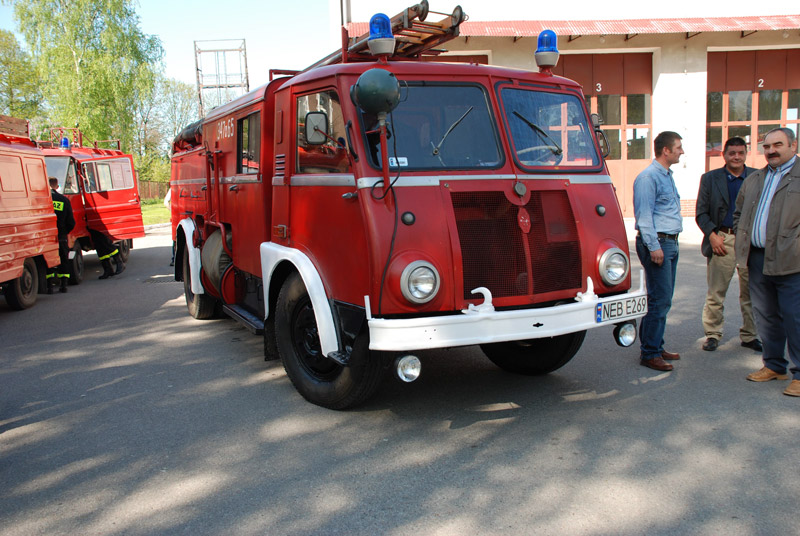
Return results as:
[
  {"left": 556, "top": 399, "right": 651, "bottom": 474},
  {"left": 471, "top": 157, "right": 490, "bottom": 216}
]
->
[
  {"left": 661, "top": 350, "right": 680, "bottom": 360},
  {"left": 640, "top": 357, "right": 674, "bottom": 371},
  {"left": 746, "top": 367, "right": 789, "bottom": 382},
  {"left": 783, "top": 380, "right": 800, "bottom": 397}
]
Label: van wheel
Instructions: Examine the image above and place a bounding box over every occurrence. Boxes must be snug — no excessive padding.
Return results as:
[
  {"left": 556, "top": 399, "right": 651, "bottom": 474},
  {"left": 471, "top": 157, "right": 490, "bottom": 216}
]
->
[
  {"left": 480, "top": 331, "right": 586, "bottom": 375},
  {"left": 182, "top": 245, "right": 216, "bottom": 319},
  {"left": 4, "top": 258, "right": 39, "bottom": 310},
  {"left": 117, "top": 239, "right": 131, "bottom": 262},
  {"left": 275, "top": 272, "right": 386, "bottom": 409},
  {"left": 69, "top": 246, "right": 84, "bottom": 285}
]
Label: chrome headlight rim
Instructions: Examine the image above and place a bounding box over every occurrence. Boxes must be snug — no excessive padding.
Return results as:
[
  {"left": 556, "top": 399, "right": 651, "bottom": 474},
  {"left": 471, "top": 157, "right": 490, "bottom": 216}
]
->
[
  {"left": 400, "top": 260, "right": 440, "bottom": 304},
  {"left": 598, "top": 247, "right": 630, "bottom": 286}
]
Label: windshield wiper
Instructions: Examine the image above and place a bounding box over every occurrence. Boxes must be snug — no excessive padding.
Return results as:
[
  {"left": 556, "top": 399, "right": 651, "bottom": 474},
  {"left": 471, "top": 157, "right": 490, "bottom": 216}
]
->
[
  {"left": 431, "top": 106, "right": 474, "bottom": 157},
  {"left": 512, "top": 111, "right": 562, "bottom": 155}
]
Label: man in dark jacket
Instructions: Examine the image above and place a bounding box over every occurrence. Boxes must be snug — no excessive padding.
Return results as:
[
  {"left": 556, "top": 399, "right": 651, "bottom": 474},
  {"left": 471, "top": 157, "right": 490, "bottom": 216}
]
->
[
  {"left": 695, "top": 137, "right": 761, "bottom": 352},
  {"left": 49, "top": 177, "right": 75, "bottom": 293}
]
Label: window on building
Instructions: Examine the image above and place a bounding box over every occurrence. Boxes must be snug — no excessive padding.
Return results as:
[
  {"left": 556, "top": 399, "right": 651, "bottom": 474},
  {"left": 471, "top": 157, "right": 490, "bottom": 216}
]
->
[
  {"left": 237, "top": 112, "right": 261, "bottom": 174},
  {"left": 706, "top": 50, "right": 800, "bottom": 165}
]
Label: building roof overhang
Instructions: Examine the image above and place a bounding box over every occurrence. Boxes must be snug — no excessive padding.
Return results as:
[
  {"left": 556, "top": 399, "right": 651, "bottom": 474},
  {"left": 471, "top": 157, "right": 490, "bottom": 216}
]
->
[{"left": 349, "top": 14, "right": 800, "bottom": 39}]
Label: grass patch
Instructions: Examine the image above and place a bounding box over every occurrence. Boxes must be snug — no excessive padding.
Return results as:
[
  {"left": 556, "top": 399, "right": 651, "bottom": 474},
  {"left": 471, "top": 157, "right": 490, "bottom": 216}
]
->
[{"left": 141, "top": 202, "right": 170, "bottom": 226}]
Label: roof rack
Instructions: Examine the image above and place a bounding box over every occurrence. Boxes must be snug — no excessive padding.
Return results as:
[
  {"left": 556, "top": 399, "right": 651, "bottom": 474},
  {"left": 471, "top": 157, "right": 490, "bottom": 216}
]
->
[
  {"left": 0, "top": 115, "right": 31, "bottom": 139},
  {"left": 304, "top": 1, "right": 467, "bottom": 71}
]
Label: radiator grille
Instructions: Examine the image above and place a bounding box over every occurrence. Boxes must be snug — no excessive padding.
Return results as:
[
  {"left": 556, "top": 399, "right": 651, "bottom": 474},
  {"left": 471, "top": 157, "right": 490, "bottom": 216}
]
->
[{"left": 451, "top": 190, "right": 582, "bottom": 300}]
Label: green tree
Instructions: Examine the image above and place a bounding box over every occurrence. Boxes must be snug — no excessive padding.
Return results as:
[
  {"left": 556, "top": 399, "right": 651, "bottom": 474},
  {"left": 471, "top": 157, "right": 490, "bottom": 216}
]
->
[
  {"left": 132, "top": 75, "right": 199, "bottom": 183},
  {"left": 0, "top": 29, "right": 43, "bottom": 119},
  {"left": 11, "top": 0, "right": 163, "bottom": 151}
]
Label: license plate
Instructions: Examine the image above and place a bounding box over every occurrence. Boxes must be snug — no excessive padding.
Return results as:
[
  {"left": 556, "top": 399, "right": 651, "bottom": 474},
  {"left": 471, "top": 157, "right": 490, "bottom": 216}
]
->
[{"left": 596, "top": 296, "right": 647, "bottom": 323}]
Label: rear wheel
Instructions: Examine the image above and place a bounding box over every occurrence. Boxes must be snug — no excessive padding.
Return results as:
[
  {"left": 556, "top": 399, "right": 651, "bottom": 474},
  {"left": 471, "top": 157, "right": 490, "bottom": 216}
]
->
[
  {"left": 275, "top": 272, "right": 385, "bottom": 409},
  {"left": 4, "top": 258, "right": 39, "bottom": 310},
  {"left": 183, "top": 244, "right": 216, "bottom": 319},
  {"left": 117, "top": 239, "right": 131, "bottom": 262},
  {"left": 68, "top": 246, "right": 83, "bottom": 285},
  {"left": 480, "top": 331, "right": 586, "bottom": 375}
]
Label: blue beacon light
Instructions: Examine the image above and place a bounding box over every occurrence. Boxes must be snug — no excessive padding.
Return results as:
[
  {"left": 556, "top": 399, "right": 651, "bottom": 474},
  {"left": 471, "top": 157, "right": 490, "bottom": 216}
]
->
[
  {"left": 535, "top": 29, "right": 559, "bottom": 74},
  {"left": 60, "top": 136, "right": 70, "bottom": 149},
  {"left": 367, "top": 13, "right": 396, "bottom": 56}
]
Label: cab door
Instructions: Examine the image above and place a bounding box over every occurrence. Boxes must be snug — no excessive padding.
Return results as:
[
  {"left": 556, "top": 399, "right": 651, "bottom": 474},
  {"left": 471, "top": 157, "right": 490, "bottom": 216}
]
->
[{"left": 80, "top": 155, "right": 144, "bottom": 240}]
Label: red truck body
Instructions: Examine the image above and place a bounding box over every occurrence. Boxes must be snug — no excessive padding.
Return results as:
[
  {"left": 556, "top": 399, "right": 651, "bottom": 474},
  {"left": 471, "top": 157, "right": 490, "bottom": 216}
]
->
[
  {"left": 170, "top": 3, "right": 647, "bottom": 408},
  {"left": 0, "top": 115, "right": 60, "bottom": 309},
  {"left": 38, "top": 128, "right": 145, "bottom": 283}
]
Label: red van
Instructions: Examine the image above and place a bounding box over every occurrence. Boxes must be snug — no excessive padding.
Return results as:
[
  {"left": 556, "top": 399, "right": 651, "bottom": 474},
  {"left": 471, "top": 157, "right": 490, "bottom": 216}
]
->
[{"left": 0, "top": 115, "right": 60, "bottom": 309}]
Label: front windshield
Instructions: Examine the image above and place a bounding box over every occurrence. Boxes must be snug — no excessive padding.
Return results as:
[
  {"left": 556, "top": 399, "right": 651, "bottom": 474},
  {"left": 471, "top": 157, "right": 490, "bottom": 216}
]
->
[
  {"left": 501, "top": 87, "right": 601, "bottom": 169},
  {"left": 44, "top": 156, "right": 79, "bottom": 193},
  {"left": 362, "top": 83, "right": 502, "bottom": 170}
]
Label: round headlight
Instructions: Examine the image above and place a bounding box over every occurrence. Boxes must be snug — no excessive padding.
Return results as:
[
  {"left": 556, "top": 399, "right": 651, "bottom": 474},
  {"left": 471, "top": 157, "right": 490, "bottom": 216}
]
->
[
  {"left": 400, "top": 260, "right": 440, "bottom": 304},
  {"left": 599, "top": 248, "right": 629, "bottom": 286}
]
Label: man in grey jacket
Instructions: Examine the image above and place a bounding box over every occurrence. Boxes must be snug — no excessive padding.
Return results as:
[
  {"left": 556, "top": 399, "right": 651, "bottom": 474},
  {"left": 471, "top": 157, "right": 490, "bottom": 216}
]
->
[
  {"left": 696, "top": 137, "right": 760, "bottom": 352},
  {"left": 733, "top": 127, "right": 800, "bottom": 397}
]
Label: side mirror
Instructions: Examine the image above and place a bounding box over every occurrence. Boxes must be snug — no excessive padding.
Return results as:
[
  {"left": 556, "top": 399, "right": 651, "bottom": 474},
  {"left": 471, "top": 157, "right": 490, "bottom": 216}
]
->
[
  {"left": 305, "top": 112, "right": 329, "bottom": 145},
  {"left": 591, "top": 113, "right": 610, "bottom": 158}
]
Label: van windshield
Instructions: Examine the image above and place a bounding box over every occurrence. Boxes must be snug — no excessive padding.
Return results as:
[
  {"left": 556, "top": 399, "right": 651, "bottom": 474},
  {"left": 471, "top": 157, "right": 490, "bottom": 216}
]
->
[
  {"left": 44, "top": 156, "right": 79, "bottom": 194},
  {"left": 501, "top": 87, "right": 601, "bottom": 169},
  {"left": 361, "top": 83, "right": 503, "bottom": 171}
]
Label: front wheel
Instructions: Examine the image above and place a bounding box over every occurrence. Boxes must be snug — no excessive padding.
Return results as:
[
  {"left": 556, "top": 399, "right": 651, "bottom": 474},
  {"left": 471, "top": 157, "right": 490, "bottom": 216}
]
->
[
  {"left": 182, "top": 244, "right": 216, "bottom": 319},
  {"left": 4, "top": 258, "right": 39, "bottom": 310},
  {"left": 275, "top": 272, "right": 386, "bottom": 409},
  {"left": 480, "top": 331, "right": 586, "bottom": 375}
]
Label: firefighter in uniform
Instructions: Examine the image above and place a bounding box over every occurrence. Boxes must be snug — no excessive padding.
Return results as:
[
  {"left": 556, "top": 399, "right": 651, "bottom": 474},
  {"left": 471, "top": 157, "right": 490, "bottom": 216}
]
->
[
  {"left": 48, "top": 177, "right": 76, "bottom": 293},
  {"left": 89, "top": 228, "right": 125, "bottom": 279}
]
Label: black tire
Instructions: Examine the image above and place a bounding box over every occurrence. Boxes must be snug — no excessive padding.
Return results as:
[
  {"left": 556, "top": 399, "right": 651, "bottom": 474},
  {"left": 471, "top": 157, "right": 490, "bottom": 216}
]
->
[
  {"left": 68, "top": 246, "right": 83, "bottom": 285},
  {"left": 4, "top": 258, "right": 39, "bottom": 310},
  {"left": 480, "top": 331, "right": 586, "bottom": 375},
  {"left": 182, "top": 244, "right": 216, "bottom": 319},
  {"left": 275, "top": 272, "right": 386, "bottom": 409},
  {"left": 117, "top": 239, "right": 131, "bottom": 262}
]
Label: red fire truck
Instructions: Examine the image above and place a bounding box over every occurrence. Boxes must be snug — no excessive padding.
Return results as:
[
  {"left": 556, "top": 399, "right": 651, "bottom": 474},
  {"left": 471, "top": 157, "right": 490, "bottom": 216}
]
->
[
  {"left": 170, "top": 1, "right": 647, "bottom": 409},
  {"left": 38, "top": 128, "right": 145, "bottom": 283},
  {"left": 0, "top": 115, "right": 60, "bottom": 309}
]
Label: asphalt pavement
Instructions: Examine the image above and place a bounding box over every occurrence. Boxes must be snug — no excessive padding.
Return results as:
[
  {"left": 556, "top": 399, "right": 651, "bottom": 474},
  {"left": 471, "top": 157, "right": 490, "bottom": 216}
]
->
[{"left": 1, "top": 220, "right": 798, "bottom": 536}]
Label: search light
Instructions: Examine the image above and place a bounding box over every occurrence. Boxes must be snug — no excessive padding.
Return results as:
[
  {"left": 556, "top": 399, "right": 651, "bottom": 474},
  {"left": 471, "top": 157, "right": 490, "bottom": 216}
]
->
[
  {"left": 535, "top": 29, "right": 559, "bottom": 72},
  {"left": 60, "top": 136, "right": 70, "bottom": 149},
  {"left": 368, "top": 13, "right": 396, "bottom": 56}
]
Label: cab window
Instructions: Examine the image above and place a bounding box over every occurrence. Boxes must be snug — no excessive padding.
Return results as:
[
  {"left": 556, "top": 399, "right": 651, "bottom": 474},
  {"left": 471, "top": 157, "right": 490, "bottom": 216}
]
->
[
  {"left": 296, "top": 90, "right": 350, "bottom": 174},
  {"left": 43, "top": 156, "right": 79, "bottom": 193},
  {"left": 237, "top": 112, "right": 260, "bottom": 174}
]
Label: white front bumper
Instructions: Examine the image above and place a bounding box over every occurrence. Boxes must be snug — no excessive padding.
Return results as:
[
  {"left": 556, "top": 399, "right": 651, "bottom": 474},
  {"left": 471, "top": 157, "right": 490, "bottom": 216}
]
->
[{"left": 367, "top": 271, "right": 647, "bottom": 351}]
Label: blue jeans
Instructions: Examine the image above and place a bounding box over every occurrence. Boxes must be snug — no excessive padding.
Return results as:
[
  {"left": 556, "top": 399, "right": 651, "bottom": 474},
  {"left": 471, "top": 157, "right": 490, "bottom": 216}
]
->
[
  {"left": 636, "top": 235, "right": 679, "bottom": 360},
  {"left": 747, "top": 247, "right": 800, "bottom": 380}
]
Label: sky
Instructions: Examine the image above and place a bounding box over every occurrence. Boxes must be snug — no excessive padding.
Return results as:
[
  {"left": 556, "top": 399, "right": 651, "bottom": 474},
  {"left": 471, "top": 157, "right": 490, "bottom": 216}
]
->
[{"left": 1, "top": 0, "right": 794, "bottom": 90}]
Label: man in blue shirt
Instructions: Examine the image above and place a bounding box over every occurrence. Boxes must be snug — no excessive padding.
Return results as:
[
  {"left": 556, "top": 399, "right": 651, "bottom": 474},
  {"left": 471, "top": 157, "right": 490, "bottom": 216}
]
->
[
  {"left": 695, "top": 137, "right": 760, "bottom": 352},
  {"left": 633, "top": 131, "right": 684, "bottom": 371}
]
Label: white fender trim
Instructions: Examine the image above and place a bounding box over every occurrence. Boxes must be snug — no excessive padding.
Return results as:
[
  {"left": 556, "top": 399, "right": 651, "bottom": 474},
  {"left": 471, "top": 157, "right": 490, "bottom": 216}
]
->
[
  {"left": 177, "top": 218, "right": 204, "bottom": 295},
  {"left": 260, "top": 242, "right": 339, "bottom": 357}
]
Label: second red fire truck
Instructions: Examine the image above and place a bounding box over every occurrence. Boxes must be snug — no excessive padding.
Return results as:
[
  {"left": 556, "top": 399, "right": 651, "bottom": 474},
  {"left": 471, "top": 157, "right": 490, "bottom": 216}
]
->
[
  {"left": 169, "top": 2, "right": 647, "bottom": 409},
  {"left": 38, "top": 128, "right": 145, "bottom": 283}
]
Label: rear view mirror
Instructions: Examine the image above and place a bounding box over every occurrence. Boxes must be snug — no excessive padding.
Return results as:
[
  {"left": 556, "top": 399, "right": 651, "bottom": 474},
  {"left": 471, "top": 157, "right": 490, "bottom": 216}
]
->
[
  {"left": 590, "top": 113, "right": 610, "bottom": 158},
  {"left": 305, "top": 112, "right": 329, "bottom": 145}
]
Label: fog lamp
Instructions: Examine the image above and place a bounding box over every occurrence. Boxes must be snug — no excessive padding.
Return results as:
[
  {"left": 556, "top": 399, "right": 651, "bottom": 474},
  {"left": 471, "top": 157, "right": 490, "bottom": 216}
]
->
[
  {"left": 614, "top": 321, "right": 637, "bottom": 347},
  {"left": 395, "top": 355, "right": 421, "bottom": 382}
]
